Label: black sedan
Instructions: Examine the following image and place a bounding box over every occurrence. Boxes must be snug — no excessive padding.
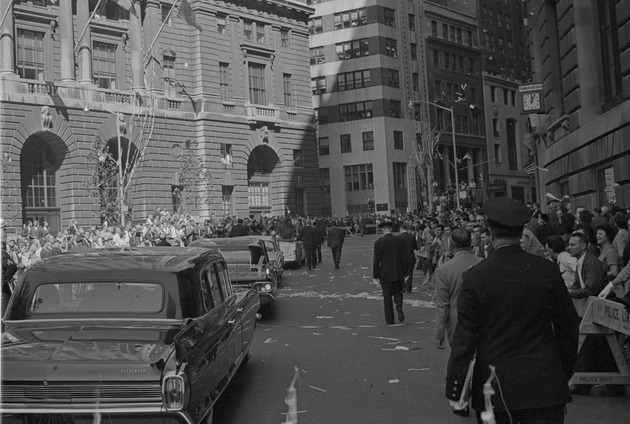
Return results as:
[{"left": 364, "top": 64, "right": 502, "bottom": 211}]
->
[{"left": 0, "top": 247, "right": 259, "bottom": 424}]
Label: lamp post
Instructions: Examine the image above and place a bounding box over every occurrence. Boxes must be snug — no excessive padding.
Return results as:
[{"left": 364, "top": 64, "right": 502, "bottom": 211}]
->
[{"left": 408, "top": 100, "right": 460, "bottom": 209}]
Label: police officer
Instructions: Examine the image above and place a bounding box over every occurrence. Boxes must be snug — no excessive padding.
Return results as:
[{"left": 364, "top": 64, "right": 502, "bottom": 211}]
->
[{"left": 373, "top": 220, "right": 406, "bottom": 325}]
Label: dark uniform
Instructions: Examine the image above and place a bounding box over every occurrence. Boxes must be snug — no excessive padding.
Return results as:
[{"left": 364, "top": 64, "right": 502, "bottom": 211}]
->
[
  {"left": 397, "top": 229, "right": 418, "bottom": 292},
  {"left": 446, "top": 197, "right": 579, "bottom": 423},
  {"left": 373, "top": 221, "right": 406, "bottom": 324},
  {"left": 327, "top": 225, "right": 345, "bottom": 269},
  {"left": 298, "top": 223, "right": 319, "bottom": 270}
]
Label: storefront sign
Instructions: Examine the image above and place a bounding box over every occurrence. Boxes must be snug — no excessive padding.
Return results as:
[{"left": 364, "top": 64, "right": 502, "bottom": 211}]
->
[
  {"left": 376, "top": 203, "right": 389, "bottom": 211},
  {"left": 486, "top": 179, "right": 507, "bottom": 192}
]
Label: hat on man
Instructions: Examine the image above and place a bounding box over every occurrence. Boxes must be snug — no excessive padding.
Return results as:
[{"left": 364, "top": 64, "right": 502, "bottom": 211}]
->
[
  {"left": 483, "top": 197, "right": 531, "bottom": 227},
  {"left": 378, "top": 219, "right": 394, "bottom": 229}
]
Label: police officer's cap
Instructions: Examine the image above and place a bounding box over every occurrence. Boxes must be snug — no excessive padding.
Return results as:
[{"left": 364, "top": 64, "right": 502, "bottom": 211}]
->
[{"left": 483, "top": 197, "right": 531, "bottom": 227}]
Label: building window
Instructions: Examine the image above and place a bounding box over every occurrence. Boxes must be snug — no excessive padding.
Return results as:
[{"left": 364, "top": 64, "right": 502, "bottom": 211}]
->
[
  {"left": 412, "top": 73, "right": 419, "bottom": 91},
  {"left": 387, "top": 69, "right": 400, "bottom": 88},
  {"left": 315, "top": 107, "right": 328, "bottom": 124},
  {"left": 244, "top": 20, "right": 253, "bottom": 40},
  {"left": 318, "top": 136, "right": 330, "bottom": 156},
  {"left": 256, "top": 22, "right": 265, "bottom": 42},
  {"left": 310, "top": 46, "right": 325, "bottom": 65},
  {"left": 248, "top": 182, "right": 269, "bottom": 206},
  {"left": 506, "top": 119, "right": 517, "bottom": 171},
  {"left": 490, "top": 86, "right": 496, "bottom": 102},
  {"left": 340, "top": 134, "right": 352, "bottom": 153},
  {"left": 390, "top": 100, "right": 402, "bottom": 118},
  {"left": 442, "top": 23, "right": 448, "bottom": 39},
  {"left": 92, "top": 41, "right": 117, "bottom": 89},
  {"left": 293, "top": 149, "right": 303, "bottom": 167},
  {"left": 162, "top": 55, "right": 177, "bottom": 97},
  {"left": 340, "top": 101, "right": 372, "bottom": 121},
  {"left": 494, "top": 144, "right": 501, "bottom": 165},
  {"left": 467, "top": 30, "right": 473, "bottom": 46},
  {"left": 336, "top": 38, "right": 370, "bottom": 60},
  {"left": 456, "top": 27, "right": 462, "bottom": 44},
  {"left": 283, "top": 73, "right": 292, "bottom": 108},
  {"left": 393, "top": 162, "right": 407, "bottom": 189},
  {"left": 598, "top": 0, "right": 622, "bottom": 103},
  {"left": 320, "top": 168, "right": 331, "bottom": 194},
  {"left": 408, "top": 14, "right": 415, "bottom": 31},
  {"left": 217, "top": 14, "right": 227, "bottom": 35},
  {"left": 362, "top": 131, "right": 374, "bottom": 151},
  {"left": 311, "top": 76, "right": 326, "bottom": 94},
  {"left": 384, "top": 8, "right": 396, "bottom": 27},
  {"left": 431, "top": 20, "right": 438, "bottom": 37},
  {"left": 22, "top": 141, "right": 57, "bottom": 208},
  {"left": 219, "top": 62, "right": 231, "bottom": 101},
  {"left": 220, "top": 143, "right": 232, "bottom": 164},
  {"left": 280, "top": 28, "right": 290, "bottom": 47},
  {"left": 15, "top": 29, "right": 45, "bottom": 80},
  {"left": 248, "top": 63, "right": 266, "bottom": 105},
  {"left": 337, "top": 70, "right": 370, "bottom": 91},
  {"left": 334, "top": 8, "right": 367, "bottom": 29},
  {"left": 393, "top": 131, "right": 403, "bottom": 149},
  {"left": 413, "top": 103, "right": 421, "bottom": 121},
  {"left": 310, "top": 17, "right": 323, "bottom": 34},
  {"left": 434, "top": 80, "right": 442, "bottom": 100},
  {"left": 410, "top": 43, "right": 418, "bottom": 61},
  {"left": 222, "top": 186, "right": 233, "bottom": 217},
  {"left": 345, "top": 163, "right": 373, "bottom": 192},
  {"left": 385, "top": 38, "right": 397, "bottom": 57}
]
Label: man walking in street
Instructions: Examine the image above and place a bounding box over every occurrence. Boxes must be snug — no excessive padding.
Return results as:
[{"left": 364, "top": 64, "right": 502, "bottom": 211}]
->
[
  {"left": 447, "top": 197, "right": 579, "bottom": 423},
  {"left": 373, "top": 220, "right": 406, "bottom": 325},
  {"left": 434, "top": 228, "right": 482, "bottom": 350},
  {"left": 397, "top": 223, "right": 418, "bottom": 293},
  {"left": 327, "top": 221, "right": 345, "bottom": 269},
  {"left": 298, "top": 220, "right": 319, "bottom": 270}
]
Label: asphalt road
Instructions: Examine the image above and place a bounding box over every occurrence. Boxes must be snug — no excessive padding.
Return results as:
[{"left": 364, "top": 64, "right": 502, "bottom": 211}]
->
[{"left": 214, "top": 233, "right": 630, "bottom": 424}]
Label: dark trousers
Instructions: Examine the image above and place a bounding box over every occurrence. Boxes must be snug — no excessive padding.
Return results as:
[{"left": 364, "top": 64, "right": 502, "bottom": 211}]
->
[
  {"left": 305, "top": 248, "right": 317, "bottom": 269},
  {"left": 381, "top": 280, "right": 403, "bottom": 325},
  {"left": 331, "top": 246, "right": 342, "bottom": 266},
  {"left": 475, "top": 404, "right": 565, "bottom": 424},
  {"left": 404, "top": 262, "right": 416, "bottom": 292},
  {"left": 316, "top": 244, "right": 322, "bottom": 263}
]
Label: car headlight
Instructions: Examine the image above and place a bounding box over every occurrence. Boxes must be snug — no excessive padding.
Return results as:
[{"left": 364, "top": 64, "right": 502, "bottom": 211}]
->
[
  {"left": 266, "top": 267, "right": 270, "bottom": 276},
  {"left": 163, "top": 371, "right": 188, "bottom": 411},
  {"left": 264, "top": 283, "right": 272, "bottom": 291}
]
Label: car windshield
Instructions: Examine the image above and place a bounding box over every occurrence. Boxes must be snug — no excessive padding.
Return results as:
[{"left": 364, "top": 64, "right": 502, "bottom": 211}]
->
[{"left": 29, "top": 282, "right": 164, "bottom": 315}]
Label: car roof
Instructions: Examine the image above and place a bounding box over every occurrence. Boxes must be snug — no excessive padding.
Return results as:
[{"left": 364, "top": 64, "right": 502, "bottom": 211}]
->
[
  {"left": 26, "top": 247, "right": 221, "bottom": 273},
  {"left": 190, "top": 237, "right": 263, "bottom": 248}
]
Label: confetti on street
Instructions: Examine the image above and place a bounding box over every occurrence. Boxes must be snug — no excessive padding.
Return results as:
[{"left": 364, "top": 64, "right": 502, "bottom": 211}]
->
[
  {"left": 388, "top": 378, "right": 400, "bottom": 384},
  {"left": 263, "top": 338, "right": 277, "bottom": 344},
  {"left": 407, "top": 368, "right": 431, "bottom": 371},
  {"left": 308, "top": 385, "right": 327, "bottom": 393}
]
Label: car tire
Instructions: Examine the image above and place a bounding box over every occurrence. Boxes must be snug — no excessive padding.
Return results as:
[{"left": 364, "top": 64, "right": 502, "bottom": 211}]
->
[
  {"left": 240, "top": 351, "right": 252, "bottom": 368},
  {"left": 259, "top": 303, "right": 273, "bottom": 316}
]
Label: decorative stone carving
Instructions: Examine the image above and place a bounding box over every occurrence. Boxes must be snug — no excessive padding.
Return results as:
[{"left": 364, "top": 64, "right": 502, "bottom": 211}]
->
[{"left": 41, "top": 106, "right": 53, "bottom": 130}]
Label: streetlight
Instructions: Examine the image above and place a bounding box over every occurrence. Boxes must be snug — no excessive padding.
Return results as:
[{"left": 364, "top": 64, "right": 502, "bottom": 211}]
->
[{"left": 408, "top": 99, "right": 460, "bottom": 209}]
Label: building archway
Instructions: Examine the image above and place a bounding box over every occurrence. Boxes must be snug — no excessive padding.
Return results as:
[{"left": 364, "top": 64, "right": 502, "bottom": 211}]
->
[
  {"left": 20, "top": 132, "right": 67, "bottom": 233},
  {"left": 247, "top": 145, "right": 280, "bottom": 217}
]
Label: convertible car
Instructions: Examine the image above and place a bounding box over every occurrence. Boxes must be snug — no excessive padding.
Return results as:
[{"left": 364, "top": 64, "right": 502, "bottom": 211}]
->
[
  {"left": 189, "top": 237, "right": 279, "bottom": 314},
  {"left": 0, "top": 247, "right": 259, "bottom": 424}
]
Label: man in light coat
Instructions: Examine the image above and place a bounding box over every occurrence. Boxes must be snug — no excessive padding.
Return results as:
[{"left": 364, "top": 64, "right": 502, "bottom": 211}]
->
[{"left": 434, "top": 228, "right": 483, "bottom": 349}]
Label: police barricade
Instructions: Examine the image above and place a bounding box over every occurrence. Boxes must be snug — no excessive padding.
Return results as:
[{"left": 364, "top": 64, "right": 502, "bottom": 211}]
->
[{"left": 571, "top": 297, "right": 630, "bottom": 395}]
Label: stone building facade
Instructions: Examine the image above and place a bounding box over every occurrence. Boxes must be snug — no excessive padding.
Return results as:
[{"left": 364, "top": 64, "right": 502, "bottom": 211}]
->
[
  {"left": 526, "top": 0, "right": 630, "bottom": 210},
  {"left": 0, "top": 0, "right": 317, "bottom": 234}
]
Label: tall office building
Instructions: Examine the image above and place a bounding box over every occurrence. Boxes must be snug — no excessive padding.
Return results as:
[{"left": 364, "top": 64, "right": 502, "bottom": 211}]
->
[
  {"left": 0, "top": 0, "right": 317, "bottom": 232},
  {"left": 526, "top": 0, "right": 630, "bottom": 208},
  {"left": 477, "top": 0, "right": 535, "bottom": 203},
  {"left": 310, "top": 0, "right": 486, "bottom": 216}
]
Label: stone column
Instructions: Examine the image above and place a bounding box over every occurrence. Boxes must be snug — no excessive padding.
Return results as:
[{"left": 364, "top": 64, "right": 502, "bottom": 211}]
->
[
  {"left": 129, "top": 1, "right": 144, "bottom": 90},
  {"left": 59, "top": 0, "right": 75, "bottom": 82},
  {"left": 76, "top": 0, "right": 91, "bottom": 84},
  {"left": 0, "top": 0, "right": 15, "bottom": 75}
]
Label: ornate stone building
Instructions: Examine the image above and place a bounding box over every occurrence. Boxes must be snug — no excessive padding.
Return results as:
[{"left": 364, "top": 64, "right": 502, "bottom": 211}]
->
[{"left": 0, "top": 0, "right": 317, "bottom": 233}]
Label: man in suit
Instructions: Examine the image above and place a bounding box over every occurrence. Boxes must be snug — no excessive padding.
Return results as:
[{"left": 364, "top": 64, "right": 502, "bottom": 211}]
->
[
  {"left": 373, "top": 220, "right": 406, "bottom": 325},
  {"left": 446, "top": 197, "right": 579, "bottom": 423},
  {"left": 397, "top": 223, "right": 418, "bottom": 293},
  {"left": 229, "top": 218, "right": 250, "bottom": 237},
  {"left": 327, "top": 222, "right": 345, "bottom": 269},
  {"left": 315, "top": 219, "right": 327, "bottom": 264},
  {"left": 566, "top": 231, "right": 617, "bottom": 396},
  {"left": 434, "top": 228, "right": 483, "bottom": 350},
  {"left": 298, "top": 220, "right": 319, "bottom": 270}
]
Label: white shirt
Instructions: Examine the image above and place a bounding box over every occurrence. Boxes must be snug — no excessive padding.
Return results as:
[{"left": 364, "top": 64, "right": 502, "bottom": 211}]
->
[
  {"left": 575, "top": 252, "right": 586, "bottom": 289},
  {"left": 557, "top": 251, "right": 577, "bottom": 288}
]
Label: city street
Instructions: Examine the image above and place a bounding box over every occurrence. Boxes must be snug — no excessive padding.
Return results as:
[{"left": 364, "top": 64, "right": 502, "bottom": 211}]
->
[{"left": 214, "top": 233, "right": 630, "bottom": 424}]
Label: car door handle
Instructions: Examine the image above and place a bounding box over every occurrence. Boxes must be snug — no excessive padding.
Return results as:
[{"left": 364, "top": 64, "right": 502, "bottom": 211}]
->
[{"left": 228, "top": 319, "right": 236, "bottom": 325}]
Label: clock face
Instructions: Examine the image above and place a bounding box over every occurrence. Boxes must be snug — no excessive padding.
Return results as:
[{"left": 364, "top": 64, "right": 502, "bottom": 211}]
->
[{"left": 523, "top": 92, "right": 541, "bottom": 111}]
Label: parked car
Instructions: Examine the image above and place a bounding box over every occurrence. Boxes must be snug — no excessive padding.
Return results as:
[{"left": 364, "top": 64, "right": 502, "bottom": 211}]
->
[
  {"left": 0, "top": 247, "right": 259, "bottom": 424},
  {"left": 190, "top": 237, "right": 279, "bottom": 313},
  {"left": 278, "top": 238, "right": 305, "bottom": 269}
]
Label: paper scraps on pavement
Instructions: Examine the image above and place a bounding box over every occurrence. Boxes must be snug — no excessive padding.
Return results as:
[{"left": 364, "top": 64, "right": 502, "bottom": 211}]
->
[
  {"left": 282, "top": 366, "right": 300, "bottom": 424},
  {"left": 308, "top": 385, "right": 327, "bottom": 393},
  {"left": 368, "top": 336, "right": 400, "bottom": 341},
  {"left": 263, "top": 338, "right": 277, "bottom": 344},
  {"left": 316, "top": 316, "right": 333, "bottom": 319},
  {"left": 388, "top": 378, "right": 400, "bottom": 384},
  {"left": 407, "top": 368, "right": 430, "bottom": 371}
]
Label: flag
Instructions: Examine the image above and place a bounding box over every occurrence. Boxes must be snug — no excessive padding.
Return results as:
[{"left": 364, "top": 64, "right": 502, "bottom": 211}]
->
[
  {"left": 462, "top": 152, "right": 472, "bottom": 162},
  {"left": 523, "top": 163, "right": 536, "bottom": 175},
  {"left": 110, "top": 0, "right": 138, "bottom": 17},
  {"left": 178, "top": 0, "right": 202, "bottom": 32}
]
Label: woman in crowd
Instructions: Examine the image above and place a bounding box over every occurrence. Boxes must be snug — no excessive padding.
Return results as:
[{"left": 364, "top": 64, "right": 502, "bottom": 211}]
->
[{"left": 596, "top": 224, "right": 619, "bottom": 280}]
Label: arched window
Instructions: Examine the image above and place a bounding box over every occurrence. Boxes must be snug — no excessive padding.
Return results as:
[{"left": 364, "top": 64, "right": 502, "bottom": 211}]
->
[{"left": 21, "top": 139, "right": 57, "bottom": 208}]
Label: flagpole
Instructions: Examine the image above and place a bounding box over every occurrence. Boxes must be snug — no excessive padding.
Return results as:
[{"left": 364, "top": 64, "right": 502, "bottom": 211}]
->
[
  {"left": 73, "top": 0, "right": 105, "bottom": 52},
  {"left": 144, "top": 0, "right": 181, "bottom": 64},
  {"left": 0, "top": 0, "right": 13, "bottom": 29}
]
